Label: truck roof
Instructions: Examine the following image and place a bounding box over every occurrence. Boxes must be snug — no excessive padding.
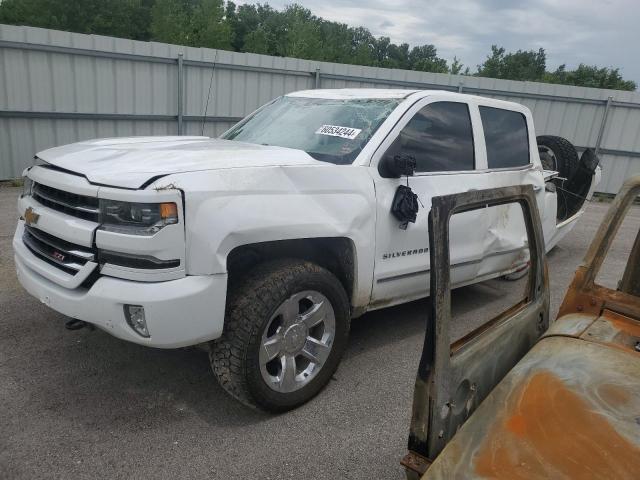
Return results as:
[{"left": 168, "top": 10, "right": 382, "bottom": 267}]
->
[
  {"left": 286, "top": 88, "right": 419, "bottom": 99},
  {"left": 286, "top": 88, "right": 527, "bottom": 112}
]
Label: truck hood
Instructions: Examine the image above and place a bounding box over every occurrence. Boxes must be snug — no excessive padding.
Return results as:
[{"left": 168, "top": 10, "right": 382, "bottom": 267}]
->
[{"left": 37, "top": 136, "right": 321, "bottom": 189}]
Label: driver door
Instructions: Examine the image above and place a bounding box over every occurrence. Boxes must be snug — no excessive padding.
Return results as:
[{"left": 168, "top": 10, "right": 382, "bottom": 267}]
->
[{"left": 370, "top": 97, "right": 489, "bottom": 307}]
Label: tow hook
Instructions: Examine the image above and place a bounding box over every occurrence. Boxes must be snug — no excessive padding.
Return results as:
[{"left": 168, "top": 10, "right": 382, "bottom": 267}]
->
[{"left": 65, "top": 319, "right": 94, "bottom": 331}]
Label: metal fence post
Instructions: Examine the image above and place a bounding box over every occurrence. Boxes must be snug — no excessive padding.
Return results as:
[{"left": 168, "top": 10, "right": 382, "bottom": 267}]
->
[
  {"left": 595, "top": 96, "right": 613, "bottom": 156},
  {"left": 177, "top": 53, "right": 184, "bottom": 135},
  {"left": 315, "top": 67, "right": 321, "bottom": 89}
]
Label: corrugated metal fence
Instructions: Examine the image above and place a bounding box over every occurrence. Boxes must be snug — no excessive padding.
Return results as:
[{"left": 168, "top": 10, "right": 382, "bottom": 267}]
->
[{"left": 1, "top": 24, "right": 639, "bottom": 193}]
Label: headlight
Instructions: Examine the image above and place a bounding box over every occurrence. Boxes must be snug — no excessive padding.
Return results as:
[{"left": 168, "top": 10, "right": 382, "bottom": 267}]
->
[
  {"left": 99, "top": 200, "right": 179, "bottom": 235},
  {"left": 22, "top": 175, "right": 34, "bottom": 197}
]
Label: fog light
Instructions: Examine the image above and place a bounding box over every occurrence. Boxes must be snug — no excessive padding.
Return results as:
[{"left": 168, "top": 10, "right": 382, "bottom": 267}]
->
[{"left": 124, "top": 305, "right": 149, "bottom": 338}]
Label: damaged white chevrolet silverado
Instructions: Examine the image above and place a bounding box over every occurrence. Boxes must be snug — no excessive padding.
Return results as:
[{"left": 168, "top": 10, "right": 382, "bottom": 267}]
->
[{"left": 13, "top": 89, "right": 600, "bottom": 411}]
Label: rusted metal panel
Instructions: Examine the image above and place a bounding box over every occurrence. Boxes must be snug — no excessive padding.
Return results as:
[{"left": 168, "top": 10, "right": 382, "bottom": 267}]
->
[
  {"left": 542, "top": 311, "right": 598, "bottom": 337},
  {"left": 400, "top": 451, "right": 431, "bottom": 480},
  {"left": 405, "top": 185, "right": 549, "bottom": 465},
  {"left": 581, "top": 310, "right": 640, "bottom": 354},
  {"left": 558, "top": 176, "right": 640, "bottom": 321},
  {"left": 423, "top": 336, "right": 640, "bottom": 479}
]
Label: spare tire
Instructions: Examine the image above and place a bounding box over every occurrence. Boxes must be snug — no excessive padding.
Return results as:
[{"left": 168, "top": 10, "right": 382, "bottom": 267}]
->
[{"left": 536, "top": 135, "right": 579, "bottom": 179}]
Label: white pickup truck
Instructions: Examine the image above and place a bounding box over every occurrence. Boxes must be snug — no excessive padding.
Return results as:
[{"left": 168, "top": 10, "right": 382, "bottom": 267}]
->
[{"left": 13, "top": 89, "right": 600, "bottom": 411}]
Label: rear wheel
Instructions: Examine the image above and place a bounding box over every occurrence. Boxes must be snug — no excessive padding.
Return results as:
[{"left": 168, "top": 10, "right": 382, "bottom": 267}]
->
[{"left": 210, "top": 259, "right": 350, "bottom": 412}]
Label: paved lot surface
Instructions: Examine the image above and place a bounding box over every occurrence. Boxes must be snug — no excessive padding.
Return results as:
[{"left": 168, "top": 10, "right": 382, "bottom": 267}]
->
[{"left": 0, "top": 184, "right": 636, "bottom": 480}]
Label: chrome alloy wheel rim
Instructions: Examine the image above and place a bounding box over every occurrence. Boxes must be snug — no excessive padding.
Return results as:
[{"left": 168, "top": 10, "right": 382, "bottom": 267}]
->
[{"left": 259, "top": 290, "right": 336, "bottom": 393}]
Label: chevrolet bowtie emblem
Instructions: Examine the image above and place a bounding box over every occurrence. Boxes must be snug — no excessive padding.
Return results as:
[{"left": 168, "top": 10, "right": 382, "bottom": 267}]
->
[{"left": 24, "top": 206, "right": 40, "bottom": 226}]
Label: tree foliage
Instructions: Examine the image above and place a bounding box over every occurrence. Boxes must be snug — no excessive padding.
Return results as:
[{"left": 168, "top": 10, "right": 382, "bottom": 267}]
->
[
  {"left": 476, "top": 44, "right": 635, "bottom": 91},
  {"left": 0, "top": 0, "right": 154, "bottom": 40},
  {"left": 544, "top": 64, "right": 636, "bottom": 91},
  {"left": 476, "top": 45, "right": 546, "bottom": 82},
  {"left": 0, "top": 0, "right": 635, "bottom": 91}
]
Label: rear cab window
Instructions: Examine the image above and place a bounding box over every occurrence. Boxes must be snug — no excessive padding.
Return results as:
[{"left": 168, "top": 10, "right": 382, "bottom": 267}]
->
[{"left": 479, "top": 106, "right": 530, "bottom": 169}]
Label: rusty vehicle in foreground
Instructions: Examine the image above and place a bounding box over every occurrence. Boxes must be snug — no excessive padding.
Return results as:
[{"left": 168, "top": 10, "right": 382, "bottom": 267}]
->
[{"left": 402, "top": 176, "right": 640, "bottom": 479}]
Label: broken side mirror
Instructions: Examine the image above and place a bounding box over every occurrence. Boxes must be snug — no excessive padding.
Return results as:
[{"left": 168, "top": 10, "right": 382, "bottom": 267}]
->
[
  {"left": 380, "top": 153, "right": 417, "bottom": 178},
  {"left": 391, "top": 185, "right": 420, "bottom": 228}
]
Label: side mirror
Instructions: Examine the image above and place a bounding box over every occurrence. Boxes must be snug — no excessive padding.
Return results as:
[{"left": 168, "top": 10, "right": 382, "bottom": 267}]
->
[{"left": 381, "top": 153, "right": 417, "bottom": 178}]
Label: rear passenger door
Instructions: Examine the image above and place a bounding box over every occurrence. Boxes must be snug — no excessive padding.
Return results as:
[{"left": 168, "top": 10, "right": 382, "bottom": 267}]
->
[
  {"left": 474, "top": 105, "right": 546, "bottom": 278},
  {"left": 370, "top": 98, "right": 488, "bottom": 306}
]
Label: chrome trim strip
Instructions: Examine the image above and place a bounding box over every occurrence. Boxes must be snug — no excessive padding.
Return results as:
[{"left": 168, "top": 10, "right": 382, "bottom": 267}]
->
[
  {"left": 412, "top": 164, "right": 534, "bottom": 177},
  {"left": 22, "top": 232, "right": 84, "bottom": 272},
  {"left": 376, "top": 246, "right": 528, "bottom": 283},
  {"left": 33, "top": 185, "right": 99, "bottom": 214},
  {"left": 377, "top": 268, "right": 430, "bottom": 284},
  {"left": 25, "top": 227, "right": 95, "bottom": 261}
]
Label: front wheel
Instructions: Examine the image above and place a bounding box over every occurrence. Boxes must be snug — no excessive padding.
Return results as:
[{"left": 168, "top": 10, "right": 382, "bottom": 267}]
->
[{"left": 210, "top": 259, "right": 350, "bottom": 412}]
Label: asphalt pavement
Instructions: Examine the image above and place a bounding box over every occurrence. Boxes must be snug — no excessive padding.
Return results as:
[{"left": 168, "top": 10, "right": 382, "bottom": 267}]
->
[{"left": 0, "top": 184, "right": 634, "bottom": 479}]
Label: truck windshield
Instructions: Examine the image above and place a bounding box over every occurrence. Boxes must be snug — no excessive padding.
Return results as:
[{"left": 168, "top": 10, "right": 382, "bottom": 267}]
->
[{"left": 221, "top": 96, "right": 401, "bottom": 165}]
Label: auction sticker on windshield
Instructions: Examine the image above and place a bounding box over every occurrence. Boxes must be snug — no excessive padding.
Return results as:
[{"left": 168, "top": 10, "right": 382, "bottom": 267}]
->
[{"left": 315, "top": 125, "right": 362, "bottom": 139}]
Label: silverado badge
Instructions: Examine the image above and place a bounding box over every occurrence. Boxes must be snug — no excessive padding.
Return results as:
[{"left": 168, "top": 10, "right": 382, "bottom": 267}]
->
[{"left": 24, "top": 207, "right": 40, "bottom": 226}]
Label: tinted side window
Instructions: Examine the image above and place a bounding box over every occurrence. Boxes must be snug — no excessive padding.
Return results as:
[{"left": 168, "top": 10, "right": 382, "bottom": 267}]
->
[
  {"left": 394, "top": 102, "right": 475, "bottom": 173},
  {"left": 480, "top": 106, "right": 530, "bottom": 169}
]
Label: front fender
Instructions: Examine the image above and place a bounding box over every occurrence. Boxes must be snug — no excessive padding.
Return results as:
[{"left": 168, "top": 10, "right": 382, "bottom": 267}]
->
[{"left": 157, "top": 165, "right": 377, "bottom": 307}]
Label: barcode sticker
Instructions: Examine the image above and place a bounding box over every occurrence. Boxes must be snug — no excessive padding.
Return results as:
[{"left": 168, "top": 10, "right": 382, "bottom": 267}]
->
[{"left": 315, "top": 125, "right": 362, "bottom": 139}]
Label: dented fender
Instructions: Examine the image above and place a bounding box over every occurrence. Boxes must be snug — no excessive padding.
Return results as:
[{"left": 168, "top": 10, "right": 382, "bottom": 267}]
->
[{"left": 153, "top": 165, "right": 377, "bottom": 308}]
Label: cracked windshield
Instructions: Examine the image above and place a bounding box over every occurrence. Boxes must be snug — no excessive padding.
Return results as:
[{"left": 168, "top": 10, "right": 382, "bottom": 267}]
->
[{"left": 222, "top": 96, "right": 400, "bottom": 164}]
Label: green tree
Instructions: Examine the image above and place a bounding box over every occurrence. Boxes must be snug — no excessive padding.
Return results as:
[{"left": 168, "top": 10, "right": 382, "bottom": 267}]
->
[
  {"left": 385, "top": 42, "right": 410, "bottom": 69},
  {"left": 545, "top": 64, "right": 636, "bottom": 91},
  {"left": 150, "top": 0, "right": 231, "bottom": 48},
  {"left": 316, "top": 21, "right": 350, "bottom": 63},
  {"left": 476, "top": 45, "right": 546, "bottom": 81},
  {"left": 190, "top": 0, "right": 231, "bottom": 49},
  {"left": 246, "top": 4, "right": 287, "bottom": 56},
  {"left": 408, "top": 44, "right": 448, "bottom": 73},
  {"left": 281, "top": 5, "right": 322, "bottom": 59},
  {"left": 449, "top": 56, "right": 468, "bottom": 75},
  {"left": 149, "top": 0, "right": 191, "bottom": 45},
  {"left": 350, "top": 26, "right": 376, "bottom": 66},
  {"left": 0, "top": 0, "right": 154, "bottom": 40}
]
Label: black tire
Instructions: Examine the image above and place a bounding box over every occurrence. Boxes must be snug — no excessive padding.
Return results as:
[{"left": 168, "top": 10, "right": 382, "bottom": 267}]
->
[
  {"left": 210, "top": 259, "right": 350, "bottom": 412},
  {"left": 536, "top": 135, "right": 579, "bottom": 179}
]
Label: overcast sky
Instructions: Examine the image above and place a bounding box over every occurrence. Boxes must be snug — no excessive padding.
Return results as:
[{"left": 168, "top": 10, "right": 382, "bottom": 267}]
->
[{"left": 236, "top": 0, "right": 640, "bottom": 84}]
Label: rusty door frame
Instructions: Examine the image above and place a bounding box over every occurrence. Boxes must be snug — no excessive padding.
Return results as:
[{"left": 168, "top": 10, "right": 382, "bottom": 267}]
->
[
  {"left": 558, "top": 176, "right": 640, "bottom": 319},
  {"left": 404, "top": 184, "right": 549, "bottom": 475}
]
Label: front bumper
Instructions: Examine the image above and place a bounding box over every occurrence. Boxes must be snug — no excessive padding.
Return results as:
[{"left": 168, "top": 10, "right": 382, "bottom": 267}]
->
[{"left": 14, "top": 228, "right": 227, "bottom": 348}]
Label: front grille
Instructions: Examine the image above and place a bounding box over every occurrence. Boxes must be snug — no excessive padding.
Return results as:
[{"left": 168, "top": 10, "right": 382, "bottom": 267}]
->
[
  {"left": 32, "top": 182, "right": 100, "bottom": 222},
  {"left": 23, "top": 226, "right": 96, "bottom": 275}
]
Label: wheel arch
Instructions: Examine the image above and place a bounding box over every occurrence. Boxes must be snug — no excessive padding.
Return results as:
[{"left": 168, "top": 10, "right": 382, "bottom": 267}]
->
[{"left": 226, "top": 237, "right": 358, "bottom": 309}]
